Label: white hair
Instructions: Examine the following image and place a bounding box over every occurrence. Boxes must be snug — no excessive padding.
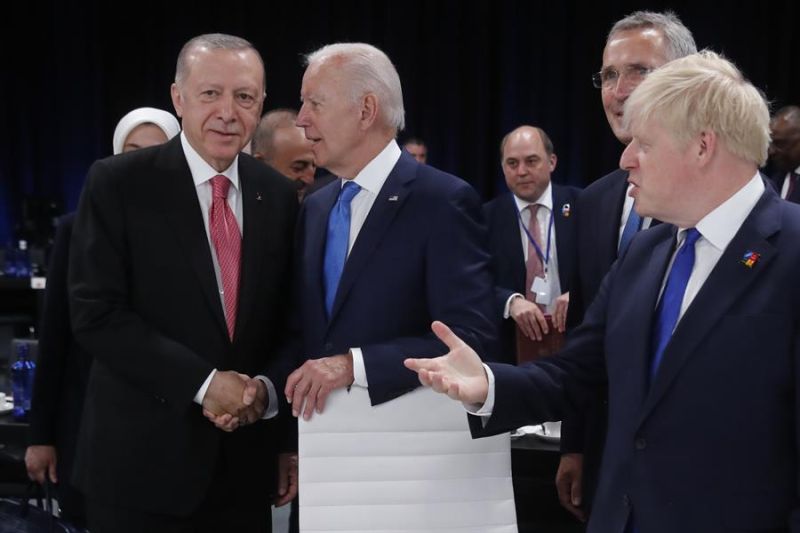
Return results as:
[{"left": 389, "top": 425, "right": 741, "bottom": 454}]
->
[{"left": 305, "top": 42, "right": 405, "bottom": 132}]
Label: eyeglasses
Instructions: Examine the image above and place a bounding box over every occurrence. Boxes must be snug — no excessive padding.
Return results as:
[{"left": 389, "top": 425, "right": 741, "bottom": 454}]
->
[{"left": 591, "top": 65, "right": 653, "bottom": 90}]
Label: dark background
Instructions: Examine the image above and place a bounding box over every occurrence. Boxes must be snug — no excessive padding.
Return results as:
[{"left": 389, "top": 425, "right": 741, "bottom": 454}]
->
[{"left": 1, "top": 0, "right": 797, "bottom": 247}]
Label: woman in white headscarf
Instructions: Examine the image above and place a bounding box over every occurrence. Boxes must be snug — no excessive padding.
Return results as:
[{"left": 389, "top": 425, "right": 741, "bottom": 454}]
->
[{"left": 112, "top": 107, "right": 180, "bottom": 155}]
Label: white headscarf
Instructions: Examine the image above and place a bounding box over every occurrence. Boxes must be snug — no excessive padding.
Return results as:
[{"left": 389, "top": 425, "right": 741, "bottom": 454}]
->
[{"left": 112, "top": 107, "right": 181, "bottom": 155}]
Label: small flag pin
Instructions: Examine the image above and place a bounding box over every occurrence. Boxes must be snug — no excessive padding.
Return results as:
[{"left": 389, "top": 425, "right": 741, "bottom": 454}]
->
[
  {"left": 388, "top": 195, "right": 399, "bottom": 202},
  {"left": 740, "top": 250, "right": 760, "bottom": 268}
]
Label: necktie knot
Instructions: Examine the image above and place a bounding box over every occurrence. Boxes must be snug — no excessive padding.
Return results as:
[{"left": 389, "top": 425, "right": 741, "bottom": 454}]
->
[
  {"left": 212, "top": 175, "right": 231, "bottom": 200},
  {"left": 683, "top": 227, "right": 701, "bottom": 248},
  {"left": 339, "top": 180, "right": 361, "bottom": 204}
]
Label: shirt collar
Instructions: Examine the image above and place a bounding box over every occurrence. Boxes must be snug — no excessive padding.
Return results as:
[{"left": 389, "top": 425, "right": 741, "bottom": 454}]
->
[
  {"left": 684, "top": 172, "right": 764, "bottom": 250},
  {"left": 341, "top": 139, "right": 402, "bottom": 193},
  {"left": 180, "top": 132, "right": 240, "bottom": 190},
  {"left": 513, "top": 181, "right": 553, "bottom": 213}
]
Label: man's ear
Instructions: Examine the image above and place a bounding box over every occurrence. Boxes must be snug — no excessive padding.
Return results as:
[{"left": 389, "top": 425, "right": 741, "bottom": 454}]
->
[
  {"left": 171, "top": 83, "right": 184, "bottom": 118},
  {"left": 359, "top": 93, "right": 379, "bottom": 130}
]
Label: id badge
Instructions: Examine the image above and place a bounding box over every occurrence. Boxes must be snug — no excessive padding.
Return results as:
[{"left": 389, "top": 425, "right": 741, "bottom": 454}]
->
[{"left": 531, "top": 276, "right": 550, "bottom": 305}]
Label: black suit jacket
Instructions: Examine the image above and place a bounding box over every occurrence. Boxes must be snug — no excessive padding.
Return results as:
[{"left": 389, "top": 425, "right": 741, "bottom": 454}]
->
[
  {"left": 483, "top": 185, "right": 580, "bottom": 363},
  {"left": 69, "top": 137, "right": 298, "bottom": 516},
  {"left": 28, "top": 213, "right": 91, "bottom": 519}
]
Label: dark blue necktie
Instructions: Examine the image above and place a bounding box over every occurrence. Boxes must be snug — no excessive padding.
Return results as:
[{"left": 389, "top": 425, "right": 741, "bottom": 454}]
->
[
  {"left": 618, "top": 203, "right": 643, "bottom": 255},
  {"left": 650, "top": 228, "right": 702, "bottom": 381},
  {"left": 323, "top": 181, "right": 361, "bottom": 316}
]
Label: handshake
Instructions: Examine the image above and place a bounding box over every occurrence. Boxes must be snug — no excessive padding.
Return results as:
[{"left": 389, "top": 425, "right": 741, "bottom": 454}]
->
[{"left": 201, "top": 370, "right": 268, "bottom": 432}]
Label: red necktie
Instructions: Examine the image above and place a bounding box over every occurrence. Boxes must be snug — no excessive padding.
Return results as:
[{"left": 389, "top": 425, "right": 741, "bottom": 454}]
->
[
  {"left": 209, "top": 175, "right": 241, "bottom": 340},
  {"left": 524, "top": 204, "right": 544, "bottom": 307}
]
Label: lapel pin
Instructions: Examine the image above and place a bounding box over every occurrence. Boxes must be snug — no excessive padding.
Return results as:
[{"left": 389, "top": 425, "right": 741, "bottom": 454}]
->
[
  {"left": 256, "top": 192, "right": 262, "bottom": 201},
  {"left": 388, "top": 195, "right": 399, "bottom": 202},
  {"left": 561, "top": 203, "right": 571, "bottom": 217},
  {"left": 740, "top": 250, "right": 760, "bottom": 268}
]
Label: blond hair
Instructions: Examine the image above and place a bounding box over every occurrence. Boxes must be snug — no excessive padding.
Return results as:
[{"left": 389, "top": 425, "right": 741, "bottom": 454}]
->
[{"left": 624, "top": 50, "right": 770, "bottom": 166}]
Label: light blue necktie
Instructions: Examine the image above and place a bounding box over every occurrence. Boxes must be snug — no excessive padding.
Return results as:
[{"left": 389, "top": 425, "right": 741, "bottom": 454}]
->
[
  {"left": 618, "top": 203, "right": 643, "bottom": 255},
  {"left": 649, "top": 228, "right": 701, "bottom": 381},
  {"left": 323, "top": 181, "right": 361, "bottom": 316}
]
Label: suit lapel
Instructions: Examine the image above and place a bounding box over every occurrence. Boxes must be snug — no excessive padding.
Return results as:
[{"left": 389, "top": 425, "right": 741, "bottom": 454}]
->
[
  {"left": 156, "top": 139, "right": 228, "bottom": 339},
  {"left": 638, "top": 189, "right": 781, "bottom": 424},
  {"left": 233, "top": 167, "right": 269, "bottom": 343},
  {"left": 601, "top": 170, "right": 629, "bottom": 263},
  {"left": 328, "top": 156, "right": 416, "bottom": 322}
]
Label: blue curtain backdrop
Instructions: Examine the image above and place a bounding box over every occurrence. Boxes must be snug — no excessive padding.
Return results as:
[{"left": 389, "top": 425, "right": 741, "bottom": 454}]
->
[{"left": 1, "top": 0, "right": 797, "bottom": 245}]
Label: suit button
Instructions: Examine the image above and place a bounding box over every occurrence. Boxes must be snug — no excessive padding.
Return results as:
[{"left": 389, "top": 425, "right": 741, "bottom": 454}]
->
[
  {"left": 623, "top": 494, "right": 631, "bottom": 507},
  {"left": 635, "top": 437, "right": 647, "bottom": 450},
  {"left": 324, "top": 342, "right": 333, "bottom": 350}
]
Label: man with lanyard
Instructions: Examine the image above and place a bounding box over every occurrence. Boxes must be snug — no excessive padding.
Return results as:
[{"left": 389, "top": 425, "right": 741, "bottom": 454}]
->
[{"left": 483, "top": 125, "right": 579, "bottom": 363}]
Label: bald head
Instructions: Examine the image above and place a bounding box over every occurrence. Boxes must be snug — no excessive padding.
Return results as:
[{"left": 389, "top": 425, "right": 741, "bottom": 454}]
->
[{"left": 252, "top": 108, "right": 316, "bottom": 200}]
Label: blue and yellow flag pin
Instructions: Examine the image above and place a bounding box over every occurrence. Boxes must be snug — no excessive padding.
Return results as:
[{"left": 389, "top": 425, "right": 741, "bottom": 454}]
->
[{"left": 740, "top": 251, "right": 760, "bottom": 268}]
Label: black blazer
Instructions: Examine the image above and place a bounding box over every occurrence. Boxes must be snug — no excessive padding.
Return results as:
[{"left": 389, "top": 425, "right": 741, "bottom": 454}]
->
[
  {"left": 68, "top": 137, "right": 298, "bottom": 516},
  {"left": 482, "top": 185, "right": 580, "bottom": 363},
  {"left": 28, "top": 213, "right": 92, "bottom": 518},
  {"left": 567, "top": 168, "right": 629, "bottom": 327}
]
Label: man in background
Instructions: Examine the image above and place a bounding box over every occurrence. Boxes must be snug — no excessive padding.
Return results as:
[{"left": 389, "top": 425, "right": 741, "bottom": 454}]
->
[
  {"left": 483, "top": 125, "right": 578, "bottom": 364},
  {"left": 402, "top": 136, "right": 428, "bottom": 163},
  {"left": 252, "top": 108, "right": 317, "bottom": 201},
  {"left": 767, "top": 105, "right": 800, "bottom": 203}
]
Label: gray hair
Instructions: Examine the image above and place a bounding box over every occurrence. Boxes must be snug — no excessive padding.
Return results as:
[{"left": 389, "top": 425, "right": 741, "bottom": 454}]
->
[
  {"left": 251, "top": 108, "right": 298, "bottom": 159},
  {"left": 624, "top": 51, "right": 771, "bottom": 167},
  {"left": 305, "top": 42, "right": 405, "bottom": 132},
  {"left": 175, "top": 33, "right": 265, "bottom": 91},
  {"left": 609, "top": 11, "right": 697, "bottom": 62}
]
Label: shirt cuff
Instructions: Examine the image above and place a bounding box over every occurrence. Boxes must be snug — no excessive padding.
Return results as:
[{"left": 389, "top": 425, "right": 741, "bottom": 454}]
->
[
  {"left": 255, "top": 375, "right": 279, "bottom": 419},
  {"left": 462, "top": 364, "right": 495, "bottom": 417},
  {"left": 504, "top": 293, "right": 525, "bottom": 319},
  {"left": 194, "top": 369, "right": 217, "bottom": 404},
  {"left": 351, "top": 348, "right": 368, "bottom": 387}
]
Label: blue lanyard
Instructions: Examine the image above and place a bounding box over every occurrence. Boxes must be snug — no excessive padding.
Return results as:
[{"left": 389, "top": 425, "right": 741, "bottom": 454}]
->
[{"left": 516, "top": 205, "right": 554, "bottom": 275}]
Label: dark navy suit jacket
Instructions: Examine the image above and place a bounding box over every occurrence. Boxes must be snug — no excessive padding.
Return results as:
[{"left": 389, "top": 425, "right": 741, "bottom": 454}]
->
[
  {"left": 475, "top": 186, "right": 800, "bottom": 533},
  {"left": 295, "top": 151, "right": 496, "bottom": 405},
  {"left": 482, "top": 185, "right": 580, "bottom": 363}
]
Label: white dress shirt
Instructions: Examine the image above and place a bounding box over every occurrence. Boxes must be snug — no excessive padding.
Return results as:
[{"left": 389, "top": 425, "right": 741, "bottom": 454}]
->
[
  {"left": 181, "top": 133, "right": 278, "bottom": 419},
  {"left": 335, "top": 139, "right": 403, "bottom": 388},
  {"left": 474, "top": 172, "right": 765, "bottom": 417},
  {"left": 503, "top": 182, "right": 563, "bottom": 317}
]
